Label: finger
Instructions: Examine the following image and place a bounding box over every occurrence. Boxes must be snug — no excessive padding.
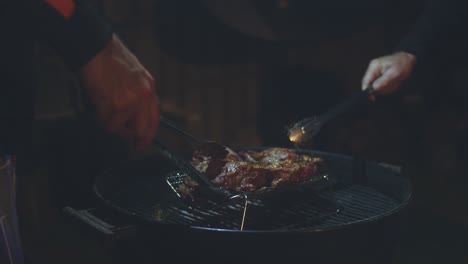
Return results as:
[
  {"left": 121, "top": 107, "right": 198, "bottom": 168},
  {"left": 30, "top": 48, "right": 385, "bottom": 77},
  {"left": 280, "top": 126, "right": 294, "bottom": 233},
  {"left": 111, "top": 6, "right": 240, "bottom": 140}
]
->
[
  {"left": 121, "top": 76, "right": 153, "bottom": 150},
  {"left": 140, "top": 95, "right": 156, "bottom": 148},
  {"left": 96, "top": 102, "right": 114, "bottom": 126},
  {"left": 108, "top": 109, "right": 133, "bottom": 139},
  {"left": 145, "top": 70, "right": 156, "bottom": 92},
  {"left": 142, "top": 74, "right": 159, "bottom": 145},
  {"left": 138, "top": 94, "right": 155, "bottom": 150},
  {"left": 97, "top": 92, "right": 135, "bottom": 126},
  {"left": 362, "top": 60, "right": 382, "bottom": 90},
  {"left": 372, "top": 68, "right": 400, "bottom": 93},
  {"left": 140, "top": 78, "right": 155, "bottom": 141},
  {"left": 136, "top": 105, "right": 150, "bottom": 149},
  {"left": 124, "top": 113, "right": 143, "bottom": 151},
  {"left": 145, "top": 94, "right": 159, "bottom": 145},
  {"left": 145, "top": 76, "right": 159, "bottom": 142}
]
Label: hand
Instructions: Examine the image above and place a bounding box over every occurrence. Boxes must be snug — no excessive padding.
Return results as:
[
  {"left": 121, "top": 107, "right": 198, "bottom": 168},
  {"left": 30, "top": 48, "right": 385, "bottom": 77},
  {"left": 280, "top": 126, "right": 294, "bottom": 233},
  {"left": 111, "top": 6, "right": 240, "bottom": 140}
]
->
[
  {"left": 362, "top": 52, "right": 417, "bottom": 99},
  {"left": 80, "top": 34, "right": 160, "bottom": 150}
]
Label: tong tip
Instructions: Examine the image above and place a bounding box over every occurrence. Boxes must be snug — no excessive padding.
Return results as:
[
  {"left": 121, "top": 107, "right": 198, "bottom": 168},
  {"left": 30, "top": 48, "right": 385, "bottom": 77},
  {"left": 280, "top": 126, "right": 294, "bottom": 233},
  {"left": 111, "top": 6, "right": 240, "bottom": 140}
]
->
[
  {"left": 288, "top": 125, "right": 305, "bottom": 143},
  {"left": 288, "top": 118, "right": 319, "bottom": 144}
]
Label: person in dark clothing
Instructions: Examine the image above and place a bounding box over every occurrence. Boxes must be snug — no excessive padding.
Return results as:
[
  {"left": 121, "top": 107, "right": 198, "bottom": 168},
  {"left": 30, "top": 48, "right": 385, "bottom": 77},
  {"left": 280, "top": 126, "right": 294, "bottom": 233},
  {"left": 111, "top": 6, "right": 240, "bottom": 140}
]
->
[
  {"left": 362, "top": 0, "right": 468, "bottom": 95},
  {"left": 0, "top": 1, "right": 160, "bottom": 263},
  {"left": 1, "top": 0, "right": 159, "bottom": 151}
]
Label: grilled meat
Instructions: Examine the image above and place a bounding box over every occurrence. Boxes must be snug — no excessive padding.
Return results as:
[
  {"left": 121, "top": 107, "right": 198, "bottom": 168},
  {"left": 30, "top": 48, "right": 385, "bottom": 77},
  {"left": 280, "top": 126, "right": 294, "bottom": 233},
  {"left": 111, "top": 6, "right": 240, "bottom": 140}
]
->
[{"left": 179, "top": 144, "right": 324, "bottom": 196}]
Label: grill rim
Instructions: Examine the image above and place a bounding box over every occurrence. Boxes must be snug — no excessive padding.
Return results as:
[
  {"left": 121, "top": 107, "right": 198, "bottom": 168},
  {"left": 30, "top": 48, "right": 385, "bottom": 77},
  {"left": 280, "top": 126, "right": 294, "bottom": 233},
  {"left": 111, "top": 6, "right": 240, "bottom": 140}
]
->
[{"left": 93, "top": 146, "right": 412, "bottom": 234}]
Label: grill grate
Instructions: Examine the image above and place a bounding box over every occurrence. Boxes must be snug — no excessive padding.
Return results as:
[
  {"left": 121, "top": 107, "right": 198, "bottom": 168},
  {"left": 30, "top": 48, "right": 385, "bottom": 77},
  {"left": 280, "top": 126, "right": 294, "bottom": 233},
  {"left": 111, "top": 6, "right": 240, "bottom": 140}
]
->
[{"left": 109, "top": 170, "right": 400, "bottom": 231}]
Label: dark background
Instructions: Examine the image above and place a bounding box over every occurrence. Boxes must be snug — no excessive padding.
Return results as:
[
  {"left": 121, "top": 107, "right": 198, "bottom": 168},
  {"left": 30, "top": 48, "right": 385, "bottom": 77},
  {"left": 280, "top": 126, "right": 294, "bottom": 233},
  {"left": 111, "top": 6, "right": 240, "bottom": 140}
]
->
[{"left": 16, "top": 0, "right": 468, "bottom": 263}]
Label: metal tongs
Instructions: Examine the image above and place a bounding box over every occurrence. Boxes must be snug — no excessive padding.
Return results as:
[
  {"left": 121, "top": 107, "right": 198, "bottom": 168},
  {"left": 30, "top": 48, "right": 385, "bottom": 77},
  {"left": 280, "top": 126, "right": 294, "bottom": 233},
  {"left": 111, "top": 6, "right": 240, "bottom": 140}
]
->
[
  {"left": 288, "top": 87, "right": 374, "bottom": 144},
  {"left": 156, "top": 116, "right": 250, "bottom": 229},
  {"left": 156, "top": 116, "right": 235, "bottom": 200}
]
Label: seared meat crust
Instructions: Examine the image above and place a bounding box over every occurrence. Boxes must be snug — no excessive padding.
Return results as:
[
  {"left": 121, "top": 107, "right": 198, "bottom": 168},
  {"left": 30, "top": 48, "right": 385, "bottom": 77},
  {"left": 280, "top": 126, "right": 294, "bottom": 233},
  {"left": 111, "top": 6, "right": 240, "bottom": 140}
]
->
[{"left": 182, "top": 144, "right": 323, "bottom": 194}]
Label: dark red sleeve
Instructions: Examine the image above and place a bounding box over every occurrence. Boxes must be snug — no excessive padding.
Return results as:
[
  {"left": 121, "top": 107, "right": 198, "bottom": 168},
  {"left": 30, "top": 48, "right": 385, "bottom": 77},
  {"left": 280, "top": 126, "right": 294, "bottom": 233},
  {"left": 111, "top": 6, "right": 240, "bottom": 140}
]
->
[{"left": 26, "top": 0, "right": 114, "bottom": 71}]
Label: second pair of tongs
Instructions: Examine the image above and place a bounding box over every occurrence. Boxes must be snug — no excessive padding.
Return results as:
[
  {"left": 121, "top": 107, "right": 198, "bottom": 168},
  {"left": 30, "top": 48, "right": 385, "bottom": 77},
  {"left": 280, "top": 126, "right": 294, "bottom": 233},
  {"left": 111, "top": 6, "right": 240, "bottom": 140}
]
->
[{"left": 288, "top": 87, "right": 374, "bottom": 144}]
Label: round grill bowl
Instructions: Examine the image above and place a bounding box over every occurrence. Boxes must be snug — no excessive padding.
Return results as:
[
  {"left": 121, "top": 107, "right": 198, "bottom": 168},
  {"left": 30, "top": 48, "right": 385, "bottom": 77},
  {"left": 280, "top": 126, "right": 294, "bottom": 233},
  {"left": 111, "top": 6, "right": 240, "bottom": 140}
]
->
[{"left": 94, "top": 147, "right": 412, "bottom": 264}]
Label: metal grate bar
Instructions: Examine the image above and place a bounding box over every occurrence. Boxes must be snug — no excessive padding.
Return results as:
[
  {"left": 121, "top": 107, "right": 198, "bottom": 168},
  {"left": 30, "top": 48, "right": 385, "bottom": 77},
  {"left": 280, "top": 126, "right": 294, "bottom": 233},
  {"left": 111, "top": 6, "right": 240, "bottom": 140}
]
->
[{"left": 110, "top": 174, "right": 400, "bottom": 231}]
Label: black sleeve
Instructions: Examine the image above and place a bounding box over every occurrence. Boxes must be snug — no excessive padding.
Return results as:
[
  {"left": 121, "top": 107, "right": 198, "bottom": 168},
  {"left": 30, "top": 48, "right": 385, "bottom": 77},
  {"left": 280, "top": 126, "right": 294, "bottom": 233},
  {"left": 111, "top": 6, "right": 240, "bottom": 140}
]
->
[
  {"left": 24, "top": 0, "right": 113, "bottom": 71},
  {"left": 395, "top": 0, "right": 468, "bottom": 64}
]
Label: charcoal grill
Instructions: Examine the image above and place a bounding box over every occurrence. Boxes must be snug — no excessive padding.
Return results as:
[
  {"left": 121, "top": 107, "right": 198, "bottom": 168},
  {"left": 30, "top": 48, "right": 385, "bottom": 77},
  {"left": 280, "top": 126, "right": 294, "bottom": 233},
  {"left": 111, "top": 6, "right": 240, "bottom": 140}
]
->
[{"left": 66, "top": 146, "right": 411, "bottom": 264}]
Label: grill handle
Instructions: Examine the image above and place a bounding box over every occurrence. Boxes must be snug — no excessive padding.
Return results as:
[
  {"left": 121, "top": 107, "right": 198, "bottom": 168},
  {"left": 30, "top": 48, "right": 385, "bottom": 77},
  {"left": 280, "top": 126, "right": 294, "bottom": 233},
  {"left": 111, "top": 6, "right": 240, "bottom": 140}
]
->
[{"left": 62, "top": 207, "right": 140, "bottom": 243}]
